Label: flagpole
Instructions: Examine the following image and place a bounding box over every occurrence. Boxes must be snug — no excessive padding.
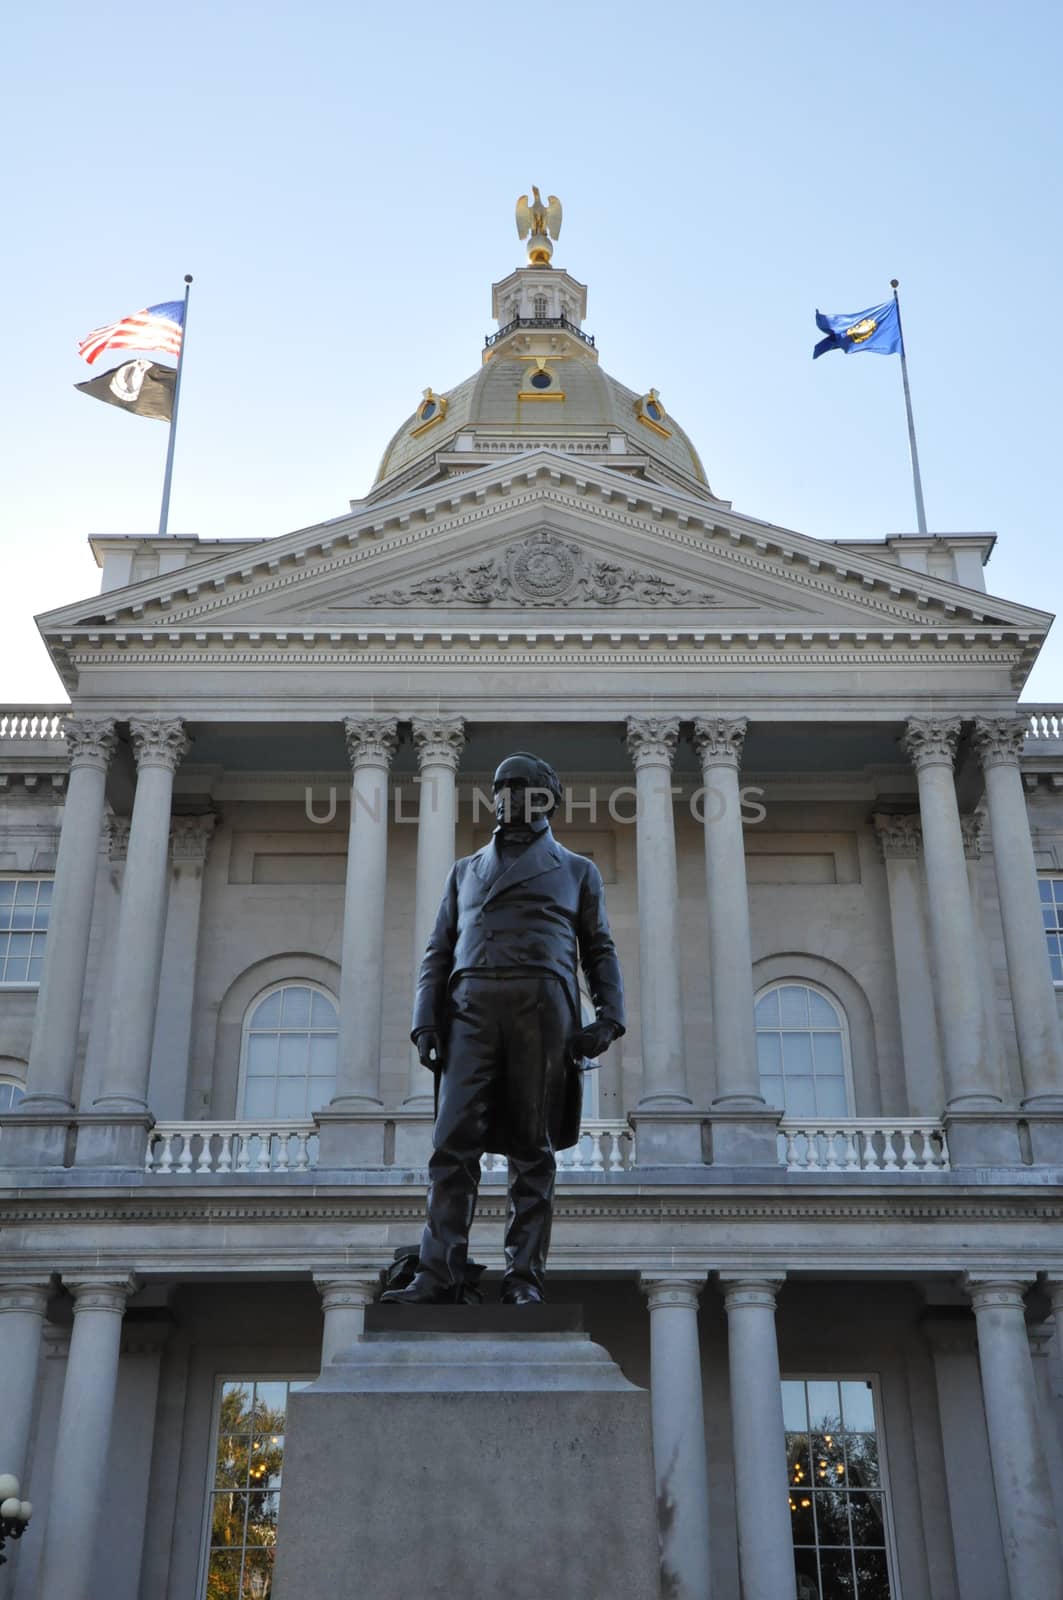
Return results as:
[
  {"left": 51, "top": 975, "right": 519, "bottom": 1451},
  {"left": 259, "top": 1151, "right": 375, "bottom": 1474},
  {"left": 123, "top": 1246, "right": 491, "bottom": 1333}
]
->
[
  {"left": 890, "top": 278, "right": 928, "bottom": 535},
  {"left": 158, "top": 274, "right": 193, "bottom": 536}
]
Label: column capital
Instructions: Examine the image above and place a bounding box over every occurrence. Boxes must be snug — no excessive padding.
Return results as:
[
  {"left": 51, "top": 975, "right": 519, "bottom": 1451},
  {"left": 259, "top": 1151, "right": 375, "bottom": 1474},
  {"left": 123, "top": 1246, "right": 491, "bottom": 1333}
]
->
[
  {"left": 107, "top": 814, "right": 131, "bottom": 861},
  {"left": 692, "top": 715, "right": 747, "bottom": 770},
  {"left": 63, "top": 1271, "right": 139, "bottom": 1314},
  {"left": 411, "top": 714, "right": 466, "bottom": 771},
  {"left": 872, "top": 810, "right": 922, "bottom": 860},
  {"left": 0, "top": 1277, "right": 54, "bottom": 1315},
  {"left": 344, "top": 715, "right": 399, "bottom": 771},
  {"left": 313, "top": 1272, "right": 379, "bottom": 1312},
  {"left": 1042, "top": 1278, "right": 1063, "bottom": 1314},
  {"left": 639, "top": 1272, "right": 705, "bottom": 1311},
  {"left": 170, "top": 813, "right": 216, "bottom": 864},
  {"left": 129, "top": 716, "right": 190, "bottom": 773},
  {"left": 960, "top": 811, "right": 986, "bottom": 860},
  {"left": 626, "top": 715, "right": 680, "bottom": 770},
  {"left": 972, "top": 715, "right": 1029, "bottom": 771},
  {"left": 719, "top": 1272, "right": 786, "bottom": 1311},
  {"left": 963, "top": 1273, "right": 1035, "bottom": 1312},
  {"left": 63, "top": 715, "right": 117, "bottom": 773},
  {"left": 900, "top": 715, "right": 961, "bottom": 771}
]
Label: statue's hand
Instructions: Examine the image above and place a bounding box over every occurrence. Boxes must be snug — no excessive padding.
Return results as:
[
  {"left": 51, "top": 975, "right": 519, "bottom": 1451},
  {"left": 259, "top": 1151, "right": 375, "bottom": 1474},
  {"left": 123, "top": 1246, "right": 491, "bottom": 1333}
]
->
[
  {"left": 416, "top": 1029, "right": 444, "bottom": 1070},
  {"left": 568, "top": 1020, "right": 618, "bottom": 1062}
]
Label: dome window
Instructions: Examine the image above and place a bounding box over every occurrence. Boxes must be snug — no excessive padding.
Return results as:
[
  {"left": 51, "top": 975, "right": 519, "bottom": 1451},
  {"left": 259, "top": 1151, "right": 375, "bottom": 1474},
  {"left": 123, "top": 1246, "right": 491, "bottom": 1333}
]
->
[
  {"left": 519, "top": 360, "right": 565, "bottom": 402},
  {"left": 411, "top": 386, "right": 447, "bottom": 437},
  {"left": 635, "top": 387, "right": 672, "bottom": 438}
]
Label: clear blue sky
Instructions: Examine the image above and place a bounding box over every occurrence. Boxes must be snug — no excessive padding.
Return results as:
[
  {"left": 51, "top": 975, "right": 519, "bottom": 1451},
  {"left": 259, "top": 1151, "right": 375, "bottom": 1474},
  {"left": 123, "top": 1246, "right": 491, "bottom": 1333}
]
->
[{"left": 3, "top": 0, "right": 1061, "bottom": 701}]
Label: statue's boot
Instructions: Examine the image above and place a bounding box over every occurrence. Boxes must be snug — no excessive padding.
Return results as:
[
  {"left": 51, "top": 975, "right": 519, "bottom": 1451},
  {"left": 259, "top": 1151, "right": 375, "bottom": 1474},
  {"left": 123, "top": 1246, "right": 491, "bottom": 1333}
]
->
[{"left": 380, "top": 1271, "right": 462, "bottom": 1306}]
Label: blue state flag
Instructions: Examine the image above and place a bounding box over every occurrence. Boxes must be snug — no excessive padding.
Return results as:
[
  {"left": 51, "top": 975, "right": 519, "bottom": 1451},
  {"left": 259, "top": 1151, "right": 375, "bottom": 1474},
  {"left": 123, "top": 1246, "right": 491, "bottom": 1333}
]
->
[{"left": 813, "top": 299, "right": 901, "bottom": 359}]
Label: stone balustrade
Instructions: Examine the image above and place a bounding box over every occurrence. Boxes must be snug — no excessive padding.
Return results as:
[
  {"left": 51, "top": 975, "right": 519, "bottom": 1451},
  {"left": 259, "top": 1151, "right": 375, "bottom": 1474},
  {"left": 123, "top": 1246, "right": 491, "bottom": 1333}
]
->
[
  {"left": 780, "top": 1118, "right": 950, "bottom": 1172},
  {"left": 0, "top": 706, "right": 68, "bottom": 740},
  {"left": 1023, "top": 705, "right": 1063, "bottom": 742},
  {"left": 145, "top": 1118, "right": 636, "bottom": 1175}
]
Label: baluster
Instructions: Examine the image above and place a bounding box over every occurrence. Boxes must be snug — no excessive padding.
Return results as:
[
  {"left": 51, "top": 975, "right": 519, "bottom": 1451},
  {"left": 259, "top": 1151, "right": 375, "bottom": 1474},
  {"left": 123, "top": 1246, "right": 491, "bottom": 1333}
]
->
[
  {"left": 256, "top": 1131, "right": 272, "bottom": 1172},
  {"left": 157, "top": 1132, "right": 175, "bottom": 1174},
  {"left": 608, "top": 1131, "right": 625, "bottom": 1172},
  {"left": 144, "top": 1135, "right": 156, "bottom": 1172},
  {"left": 936, "top": 1128, "right": 950, "bottom": 1169},
  {"left": 217, "top": 1133, "right": 233, "bottom": 1173},
  {"left": 824, "top": 1129, "right": 841, "bottom": 1170},
  {"left": 842, "top": 1129, "right": 860, "bottom": 1171},
  {"left": 804, "top": 1131, "right": 821, "bottom": 1172},
  {"left": 176, "top": 1132, "right": 194, "bottom": 1174},
  {"left": 899, "top": 1127, "right": 917, "bottom": 1171},
  {"left": 274, "top": 1131, "right": 290, "bottom": 1173},
  {"left": 293, "top": 1132, "right": 310, "bottom": 1171},
  {"left": 236, "top": 1134, "right": 252, "bottom": 1173},
  {"left": 783, "top": 1129, "right": 798, "bottom": 1170},
  {"left": 589, "top": 1131, "right": 605, "bottom": 1172},
  {"left": 196, "top": 1132, "right": 214, "bottom": 1174},
  {"left": 882, "top": 1128, "right": 900, "bottom": 1171}
]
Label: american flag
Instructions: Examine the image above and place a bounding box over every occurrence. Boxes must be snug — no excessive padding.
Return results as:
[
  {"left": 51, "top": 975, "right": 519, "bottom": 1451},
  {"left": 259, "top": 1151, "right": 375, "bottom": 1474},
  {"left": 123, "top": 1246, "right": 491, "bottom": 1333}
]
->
[{"left": 78, "top": 300, "right": 184, "bottom": 365}]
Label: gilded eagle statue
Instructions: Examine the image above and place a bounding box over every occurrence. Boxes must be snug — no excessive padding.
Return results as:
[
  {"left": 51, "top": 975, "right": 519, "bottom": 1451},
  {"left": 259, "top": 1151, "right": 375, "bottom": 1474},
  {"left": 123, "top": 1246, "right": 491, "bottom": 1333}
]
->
[{"left": 515, "top": 187, "right": 562, "bottom": 263}]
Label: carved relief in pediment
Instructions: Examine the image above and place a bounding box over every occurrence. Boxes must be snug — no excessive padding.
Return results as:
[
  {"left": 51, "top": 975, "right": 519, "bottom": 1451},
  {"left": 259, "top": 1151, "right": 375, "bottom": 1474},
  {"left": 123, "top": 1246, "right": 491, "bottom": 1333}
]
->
[{"left": 364, "top": 531, "right": 718, "bottom": 608}]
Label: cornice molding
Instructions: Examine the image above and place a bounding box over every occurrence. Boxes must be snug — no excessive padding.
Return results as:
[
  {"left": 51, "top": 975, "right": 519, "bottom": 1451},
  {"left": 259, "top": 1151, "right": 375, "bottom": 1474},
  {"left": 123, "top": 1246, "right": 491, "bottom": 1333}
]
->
[{"left": 41, "top": 468, "right": 1041, "bottom": 641}]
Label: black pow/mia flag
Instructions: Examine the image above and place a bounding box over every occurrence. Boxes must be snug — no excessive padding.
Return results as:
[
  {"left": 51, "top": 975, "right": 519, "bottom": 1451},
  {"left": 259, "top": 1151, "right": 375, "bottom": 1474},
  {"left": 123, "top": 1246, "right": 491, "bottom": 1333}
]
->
[{"left": 74, "top": 358, "right": 175, "bottom": 422}]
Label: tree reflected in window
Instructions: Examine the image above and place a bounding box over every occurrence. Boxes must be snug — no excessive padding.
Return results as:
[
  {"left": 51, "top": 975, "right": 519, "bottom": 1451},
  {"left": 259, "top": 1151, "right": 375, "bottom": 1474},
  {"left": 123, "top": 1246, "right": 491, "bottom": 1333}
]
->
[{"left": 205, "top": 1379, "right": 308, "bottom": 1599}]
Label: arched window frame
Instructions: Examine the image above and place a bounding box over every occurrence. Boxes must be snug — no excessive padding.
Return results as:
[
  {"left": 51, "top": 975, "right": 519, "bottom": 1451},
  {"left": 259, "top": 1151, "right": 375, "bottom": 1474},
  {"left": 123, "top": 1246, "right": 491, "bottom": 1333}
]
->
[
  {"left": 236, "top": 981, "right": 339, "bottom": 1121},
  {"left": 0, "top": 1077, "right": 25, "bottom": 1112},
  {"left": 754, "top": 979, "right": 855, "bottom": 1120}
]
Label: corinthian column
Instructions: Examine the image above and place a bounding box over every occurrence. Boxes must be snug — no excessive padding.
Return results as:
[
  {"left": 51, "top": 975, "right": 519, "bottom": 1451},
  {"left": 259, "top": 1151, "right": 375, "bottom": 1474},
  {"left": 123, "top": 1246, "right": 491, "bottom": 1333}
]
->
[
  {"left": 331, "top": 717, "right": 398, "bottom": 1109},
  {"left": 871, "top": 813, "right": 945, "bottom": 1116},
  {"left": 973, "top": 716, "right": 1063, "bottom": 1107},
  {"left": 406, "top": 716, "right": 465, "bottom": 1105},
  {"left": 901, "top": 718, "right": 996, "bottom": 1107},
  {"left": 20, "top": 719, "right": 116, "bottom": 1120},
  {"left": 627, "top": 717, "right": 689, "bottom": 1108},
  {"left": 692, "top": 717, "right": 761, "bottom": 1108},
  {"left": 89, "top": 719, "right": 189, "bottom": 1132},
  {"left": 0, "top": 1278, "right": 52, "bottom": 1486}
]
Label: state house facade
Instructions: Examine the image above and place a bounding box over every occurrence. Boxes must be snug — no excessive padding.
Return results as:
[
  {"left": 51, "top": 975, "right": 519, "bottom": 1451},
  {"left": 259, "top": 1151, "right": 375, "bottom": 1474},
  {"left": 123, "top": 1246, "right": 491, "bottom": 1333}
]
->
[{"left": 2, "top": 221, "right": 1063, "bottom": 1600}]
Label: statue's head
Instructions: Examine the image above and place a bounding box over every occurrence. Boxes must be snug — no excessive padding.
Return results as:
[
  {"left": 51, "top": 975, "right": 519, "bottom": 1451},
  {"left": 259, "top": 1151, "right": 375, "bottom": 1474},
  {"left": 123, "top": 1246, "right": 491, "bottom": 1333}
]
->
[{"left": 492, "top": 751, "right": 561, "bottom": 827}]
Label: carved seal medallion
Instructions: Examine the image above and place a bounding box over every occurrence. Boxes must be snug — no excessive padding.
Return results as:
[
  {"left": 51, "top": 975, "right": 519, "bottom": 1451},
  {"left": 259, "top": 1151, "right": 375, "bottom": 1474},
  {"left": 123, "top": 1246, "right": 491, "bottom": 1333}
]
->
[{"left": 506, "top": 532, "right": 580, "bottom": 601}]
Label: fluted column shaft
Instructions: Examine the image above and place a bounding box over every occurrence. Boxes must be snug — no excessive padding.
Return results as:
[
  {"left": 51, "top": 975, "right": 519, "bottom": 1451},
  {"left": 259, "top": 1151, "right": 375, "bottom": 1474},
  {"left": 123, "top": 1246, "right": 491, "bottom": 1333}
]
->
[
  {"left": 407, "top": 716, "right": 465, "bottom": 1104},
  {"left": 333, "top": 717, "right": 398, "bottom": 1106},
  {"left": 36, "top": 1274, "right": 137, "bottom": 1600},
  {"left": 966, "top": 1276, "right": 1063, "bottom": 1599},
  {"left": 314, "top": 1273, "right": 378, "bottom": 1367},
  {"left": 97, "top": 719, "right": 189, "bottom": 1110},
  {"left": 693, "top": 719, "right": 761, "bottom": 1108},
  {"left": 628, "top": 718, "right": 689, "bottom": 1107},
  {"left": 974, "top": 717, "right": 1063, "bottom": 1106},
  {"left": 0, "top": 1279, "right": 51, "bottom": 1483},
  {"left": 902, "top": 718, "right": 996, "bottom": 1107},
  {"left": 22, "top": 720, "right": 117, "bottom": 1110},
  {"left": 641, "top": 1276, "right": 712, "bottom": 1600},
  {"left": 720, "top": 1275, "right": 796, "bottom": 1600}
]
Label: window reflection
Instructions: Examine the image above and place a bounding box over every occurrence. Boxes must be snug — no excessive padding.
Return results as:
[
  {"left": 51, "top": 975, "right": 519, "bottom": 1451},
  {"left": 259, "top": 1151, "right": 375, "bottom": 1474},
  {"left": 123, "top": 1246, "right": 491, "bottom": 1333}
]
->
[
  {"left": 205, "top": 1379, "right": 308, "bottom": 1599},
  {"left": 783, "top": 1378, "right": 895, "bottom": 1599}
]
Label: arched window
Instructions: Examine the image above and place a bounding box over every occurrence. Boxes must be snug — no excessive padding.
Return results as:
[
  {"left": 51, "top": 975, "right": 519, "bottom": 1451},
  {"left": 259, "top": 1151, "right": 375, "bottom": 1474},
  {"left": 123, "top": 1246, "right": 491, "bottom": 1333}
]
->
[
  {"left": 0, "top": 1079, "right": 25, "bottom": 1112},
  {"left": 239, "top": 984, "right": 338, "bottom": 1119},
  {"left": 755, "top": 982, "right": 852, "bottom": 1118}
]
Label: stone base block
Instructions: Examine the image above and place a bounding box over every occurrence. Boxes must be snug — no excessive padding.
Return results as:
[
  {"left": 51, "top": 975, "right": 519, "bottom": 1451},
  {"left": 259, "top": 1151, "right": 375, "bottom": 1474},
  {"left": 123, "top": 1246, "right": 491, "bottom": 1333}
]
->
[
  {"left": 942, "top": 1112, "right": 1023, "bottom": 1167},
  {"left": 272, "top": 1324, "right": 661, "bottom": 1600},
  {"left": 391, "top": 1112, "right": 434, "bottom": 1168},
  {"left": 709, "top": 1109, "right": 784, "bottom": 1167},
  {"left": 630, "top": 1109, "right": 706, "bottom": 1165},
  {"left": 74, "top": 1112, "right": 153, "bottom": 1168},
  {"left": 1025, "top": 1113, "right": 1063, "bottom": 1165},
  {"left": 314, "top": 1111, "right": 387, "bottom": 1168},
  {"left": 0, "top": 1110, "right": 73, "bottom": 1168}
]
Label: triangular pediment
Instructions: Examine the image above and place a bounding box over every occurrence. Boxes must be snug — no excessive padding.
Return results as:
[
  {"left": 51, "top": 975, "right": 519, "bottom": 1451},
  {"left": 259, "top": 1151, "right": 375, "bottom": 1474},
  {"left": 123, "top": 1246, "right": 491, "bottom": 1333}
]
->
[{"left": 39, "top": 451, "right": 1050, "bottom": 648}]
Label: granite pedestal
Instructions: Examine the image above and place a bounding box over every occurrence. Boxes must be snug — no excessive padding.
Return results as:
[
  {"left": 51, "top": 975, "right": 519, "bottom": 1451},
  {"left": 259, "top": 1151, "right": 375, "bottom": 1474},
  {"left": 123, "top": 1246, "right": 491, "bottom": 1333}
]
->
[{"left": 272, "top": 1305, "right": 661, "bottom": 1600}]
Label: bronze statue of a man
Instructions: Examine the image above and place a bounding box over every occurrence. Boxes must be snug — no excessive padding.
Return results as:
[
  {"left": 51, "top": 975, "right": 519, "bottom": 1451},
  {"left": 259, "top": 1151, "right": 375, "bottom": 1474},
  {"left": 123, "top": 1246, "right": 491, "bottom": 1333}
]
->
[{"left": 382, "top": 752, "right": 625, "bottom": 1306}]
